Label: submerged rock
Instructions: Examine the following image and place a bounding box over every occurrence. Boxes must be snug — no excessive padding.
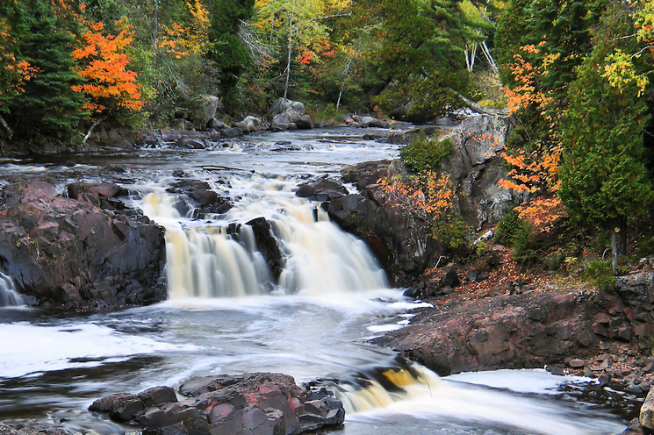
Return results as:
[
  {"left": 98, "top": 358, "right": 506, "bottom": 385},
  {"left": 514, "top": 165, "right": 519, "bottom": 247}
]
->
[{"left": 90, "top": 373, "right": 345, "bottom": 435}]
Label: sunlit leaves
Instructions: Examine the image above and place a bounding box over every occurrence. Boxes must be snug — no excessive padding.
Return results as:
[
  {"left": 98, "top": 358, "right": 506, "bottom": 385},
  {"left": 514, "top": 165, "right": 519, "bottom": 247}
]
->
[{"left": 72, "top": 20, "right": 144, "bottom": 115}]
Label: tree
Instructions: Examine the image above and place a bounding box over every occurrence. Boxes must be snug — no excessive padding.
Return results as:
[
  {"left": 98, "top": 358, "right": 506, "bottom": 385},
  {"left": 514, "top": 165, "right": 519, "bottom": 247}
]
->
[
  {"left": 559, "top": 47, "right": 652, "bottom": 274},
  {"left": 2, "top": 0, "right": 88, "bottom": 141},
  {"left": 208, "top": 0, "right": 255, "bottom": 94},
  {"left": 72, "top": 21, "right": 144, "bottom": 121}
]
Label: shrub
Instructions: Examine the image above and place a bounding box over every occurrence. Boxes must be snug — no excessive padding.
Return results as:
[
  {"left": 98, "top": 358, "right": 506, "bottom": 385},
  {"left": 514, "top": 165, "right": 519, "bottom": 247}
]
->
[
  {"left": 581, "top": 259, "right": 615, "bottom": 290},
  {"left": 495, "top": 208, "right": 540, "bottom": 265},
  {"left": 494, "top": 209, "right": 521, "bottom": 246},
  {"left": 511, "top": 222, "right": 539, "bottom": 265},
  {"left": 400, "top": 131, "right": 455, "bottom": 173}
]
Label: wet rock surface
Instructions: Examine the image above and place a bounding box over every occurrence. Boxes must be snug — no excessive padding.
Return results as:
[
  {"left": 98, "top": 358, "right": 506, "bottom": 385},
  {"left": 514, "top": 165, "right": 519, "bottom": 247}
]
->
[
  {"left": 89, "top": 373, "right": 345, "bottom": 435},
  {"left": 0, "top": 177, "right": 166, "bottom": 308},
  {"left": 374, "top": 272, "right": 654, "bottom": 388}
]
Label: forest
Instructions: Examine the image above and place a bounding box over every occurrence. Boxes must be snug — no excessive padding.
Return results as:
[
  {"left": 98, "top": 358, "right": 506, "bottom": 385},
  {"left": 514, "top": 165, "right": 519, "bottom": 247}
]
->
[{"left": 2, "top": 0, "right": 654, "bottom": 274}]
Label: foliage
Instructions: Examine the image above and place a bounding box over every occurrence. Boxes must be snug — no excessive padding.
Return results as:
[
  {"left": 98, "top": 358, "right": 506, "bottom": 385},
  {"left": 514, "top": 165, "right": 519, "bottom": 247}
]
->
[
  {"left": 400, "top": 132, "right": 454, "bottom": 173},
  {"left": 378, "top": 170, "right": 469, "bottom": 252},
  {"left": 1, "top": 0, "right": 89, "bottom": 141},
  {"left": 494, "top": 209, "right": 521, "bottom": 246},
  {"left": 494, "top": 208, "right": 539, "bottom": 265},
  {"left": 71, "top": 21, "right": 144, "bottom": 119},
  {"left": 559, "top": 41, "right": 652, "bottom": 232},
  {"left": 511, "top": 221, "right": 539, "bottom": 265},
  {"left": 581, "top": 259, "right": 615, "bottom": 290}
]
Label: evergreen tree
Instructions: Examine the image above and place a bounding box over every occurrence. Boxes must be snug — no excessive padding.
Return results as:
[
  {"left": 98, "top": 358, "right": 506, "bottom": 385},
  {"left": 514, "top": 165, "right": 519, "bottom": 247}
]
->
[
  {"left": 559, "top": 46, "right": 652, "bottom": 273},
  {"left": 208, "top": 0, "right": 255, "bottom": 94},
  {"left": 3, "top": 0, "right": 88, "bottom": 141}
]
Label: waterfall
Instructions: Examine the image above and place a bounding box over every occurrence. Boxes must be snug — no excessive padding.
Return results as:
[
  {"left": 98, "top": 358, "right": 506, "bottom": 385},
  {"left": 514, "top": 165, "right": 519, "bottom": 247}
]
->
[
  {"left": 0, "top": 272, "right": 23, "bottom": 307},
  {"left": 140, "top": 185, "right": 388, "bottom": 298}
]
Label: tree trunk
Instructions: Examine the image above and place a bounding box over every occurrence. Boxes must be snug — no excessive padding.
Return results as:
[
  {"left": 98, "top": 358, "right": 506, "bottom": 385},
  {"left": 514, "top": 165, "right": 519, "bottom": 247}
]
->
[
  {"left": 611, "top": 226, "right": 620, "bottom": 275},
  {"left": 81, "top": 118, "right": 104, "bottom": 146},
  {"left": 336, "top": 54, "right": 355, "bottom": 111},
  {"left": 283, "top": 1, "right": 296, "bottom": 99},
  {"left": 0, "top": 114, "right": 13, "bottom": 140}
]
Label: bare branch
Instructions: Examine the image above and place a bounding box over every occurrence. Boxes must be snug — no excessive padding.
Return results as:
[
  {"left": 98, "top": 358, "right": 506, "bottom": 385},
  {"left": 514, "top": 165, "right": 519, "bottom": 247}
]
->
[{"left": 0, "top": 114, "right": 13, "bottom": 140}]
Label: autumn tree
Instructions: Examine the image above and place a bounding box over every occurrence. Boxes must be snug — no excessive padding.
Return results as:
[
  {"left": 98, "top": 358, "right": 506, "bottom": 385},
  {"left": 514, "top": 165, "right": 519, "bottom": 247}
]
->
[{"left": 72, "top": 20, "right": 144, "bottom": 130}]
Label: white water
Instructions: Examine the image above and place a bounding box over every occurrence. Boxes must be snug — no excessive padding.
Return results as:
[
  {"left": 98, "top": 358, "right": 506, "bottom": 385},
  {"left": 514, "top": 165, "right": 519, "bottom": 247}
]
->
[
  {"left": 0, "top": 129, "right": 630, "bottom": 434},
  {"left": 0, "top": 272, "right": 23, "bottom": 307},
  {"left": 139, "top": 176, "right": 387, "bottom": 299}
]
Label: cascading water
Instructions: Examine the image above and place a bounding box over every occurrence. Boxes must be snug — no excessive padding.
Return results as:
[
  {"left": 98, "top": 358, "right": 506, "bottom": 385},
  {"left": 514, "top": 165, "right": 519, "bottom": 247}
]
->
[
  {"left": 0, "top": 271, "right": 23, "bottom": 307},
  {"left": 139, "top": 176, "right": 388, "bottom": 299},
  {"left": 0, "top": 129, "right": 633, "bottom": 435}
]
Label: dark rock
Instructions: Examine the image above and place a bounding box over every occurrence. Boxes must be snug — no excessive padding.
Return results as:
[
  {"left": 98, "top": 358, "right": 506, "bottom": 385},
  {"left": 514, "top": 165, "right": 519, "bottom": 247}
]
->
[
  {"left": 296, "top": 179, "right": 348, "bottom": 202},
  {"left": 207, "top": 118, "right": 226, "bottom": 130},
  {"left": 246, "top": 217, "right": 283, "bottom": 282},
  {"left": 568, "top": 358, "right": 585, "bottom": 368},
  {"left": 295, "top": 115, "right": 313, "bottom": 130},
  {"left": 222, "top": 127, "right": 244, "bottom": 138},
  {"left": 442, "top": 267, "right": 461, "bottom": 288},
  {"left": 169, "top": 179, "right": 232, "bottom": 215},
  {"left": 92, "top": 373, "right": 345, "bottom": 435},
  {"left": 0, "top": 178, "right": 166, "bottom": 308}
]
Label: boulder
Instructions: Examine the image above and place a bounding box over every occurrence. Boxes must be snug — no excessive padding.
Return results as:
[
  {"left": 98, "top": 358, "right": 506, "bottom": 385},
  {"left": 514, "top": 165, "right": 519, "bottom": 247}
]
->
[
  {"left": 270, "top": 98, "right": 312, "bottom": 131},
  {"left": 207, "top": 118, "right": 227, "bottom": 130},
  {"left": 642, "top": 388, "right": 654, "bottom": 434},
  {"left": 0, "top": 178, "right": 166, "bottom": 308},
  {"left": 168, "top": 179, "right": 232, "bottom": 216},
  {"left": 374, "top": 272, "right": 654, "bottom": 379},
  {"left": 198, "top": 95, "right": 222, "bottom": 128},
  {"left": 91, "top": 373, "right": 345, "bottom": 435},
  {"left": 296, "top": 179, "right": 348, "bottom": 202},
  {"left": 222, "top": 127, "right": 244, "bottom": 138}
]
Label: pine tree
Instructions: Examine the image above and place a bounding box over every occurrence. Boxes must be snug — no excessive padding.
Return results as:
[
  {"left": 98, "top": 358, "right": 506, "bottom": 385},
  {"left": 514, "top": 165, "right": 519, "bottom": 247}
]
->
[
  {"left": 3, "top": 0, "right": 88, "bottom": 141},
  {"left": 559, "top": 48, "right": 652, "bottom": 273}
]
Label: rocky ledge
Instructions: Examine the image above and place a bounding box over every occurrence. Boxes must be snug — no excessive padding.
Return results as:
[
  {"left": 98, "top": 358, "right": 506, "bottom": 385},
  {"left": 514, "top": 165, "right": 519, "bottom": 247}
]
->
[
  {"left": 374, "top": 269, "right": 654, "bottom": 392},
  {"left": 0, "top": 177, "right": 166, "bottom": 308},
  {"left": 88, "top": 373, "right": 345, "bottom": 435}
]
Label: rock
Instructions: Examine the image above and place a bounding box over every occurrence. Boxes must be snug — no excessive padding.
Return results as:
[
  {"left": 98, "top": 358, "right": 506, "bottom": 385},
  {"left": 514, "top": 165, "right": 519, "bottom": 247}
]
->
[
  {"left": 92, "top": 373, "right": 345, "bottom": 435},
  {"left": 355, "top": 115, "right": 386, "bottom": 128},
  {"left": 270, "top": 98, "right": 312, "bottom": 131},
  {"left": 198, "top": 95, "right": 222, "bottom": 128},
  {"left": 0, "top": 178, "right": 166, "bottom": 308},
  {"left": 168, "top": 179, "right": 232, "bottom": 216},
  {"left": 442, "top": 267, "right": 461, "bottom": 288},
  {"left": 642, "top": 388, "right": 654, "bottom": 432},
  {"left": 207, "top": 117, "right": 226, "bottom": 130},
  {"left": 222, "top": 127, "right": 244, "bottom": 138},
  {"left": 568, "top": 358, "right": 585, "bottom": 368},
  {"left": 246, "top": 217, "right": 283, "bottom": 282},
  {"left": 296, "top": 179, "right": 348, "bottom": 202}
]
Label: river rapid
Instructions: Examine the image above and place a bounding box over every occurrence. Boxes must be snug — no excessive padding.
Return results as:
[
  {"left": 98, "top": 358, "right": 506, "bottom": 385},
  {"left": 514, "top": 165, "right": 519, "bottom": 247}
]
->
[{"left": 0, "top": 128, "right": 631, "bottom": 435}]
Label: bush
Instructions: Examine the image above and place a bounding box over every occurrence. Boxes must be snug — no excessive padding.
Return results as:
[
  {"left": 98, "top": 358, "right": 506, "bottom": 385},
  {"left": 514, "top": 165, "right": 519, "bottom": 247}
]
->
[
  {"left": 581, "top": 259, "right": 615, "bottom": 290},
  {"left": 400, "top": 131, "right": 455, "bottom": 173},
  {"left": 494, "top": 209, "right": 521, "bottom": 246},
  {"left": 511, "top": 222, "right": 539, "bottom": 265},
  {"left": 495, "top": 209, "right": 539, "bottom": 265}
]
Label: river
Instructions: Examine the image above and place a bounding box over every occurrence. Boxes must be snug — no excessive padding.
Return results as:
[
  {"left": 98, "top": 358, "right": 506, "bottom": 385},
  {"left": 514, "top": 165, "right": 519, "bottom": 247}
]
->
[{"left": 0, "top": 128, "right": 631, "bottom": 434}]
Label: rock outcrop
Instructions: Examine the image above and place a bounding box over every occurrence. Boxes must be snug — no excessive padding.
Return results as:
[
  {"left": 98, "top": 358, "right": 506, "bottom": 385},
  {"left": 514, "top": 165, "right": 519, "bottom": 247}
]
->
[
  {"left": 0, "top": 178, "right": 166, "bottom": 308},
  {"left": 89, "top": 373, "right": 345, "bottom": 435},
  {"left": 269, "top": 98, "right": 313, "bottom": 131},
  {"left": 374, "top": 273, "right": 654, "bottom": 384},
  {"left": 294, "top": 113, "right": 524, "bottom": 284}
]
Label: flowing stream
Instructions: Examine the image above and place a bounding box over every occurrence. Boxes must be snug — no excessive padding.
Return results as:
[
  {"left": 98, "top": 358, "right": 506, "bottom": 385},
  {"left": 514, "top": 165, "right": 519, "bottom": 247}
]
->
[{"left": 0, "top": 128, "right": 632, "bottom": 434}]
